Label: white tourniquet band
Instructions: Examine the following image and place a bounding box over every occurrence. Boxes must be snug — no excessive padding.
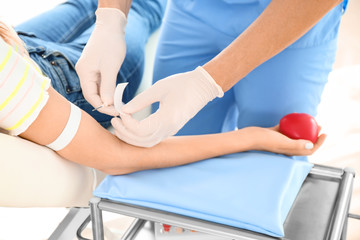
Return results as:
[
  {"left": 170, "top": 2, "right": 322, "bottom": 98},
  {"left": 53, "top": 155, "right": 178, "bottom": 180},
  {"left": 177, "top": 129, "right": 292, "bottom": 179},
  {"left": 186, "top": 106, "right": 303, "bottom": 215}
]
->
[{"left": 46, "top": 103, "right": 81, "bottom": 151}]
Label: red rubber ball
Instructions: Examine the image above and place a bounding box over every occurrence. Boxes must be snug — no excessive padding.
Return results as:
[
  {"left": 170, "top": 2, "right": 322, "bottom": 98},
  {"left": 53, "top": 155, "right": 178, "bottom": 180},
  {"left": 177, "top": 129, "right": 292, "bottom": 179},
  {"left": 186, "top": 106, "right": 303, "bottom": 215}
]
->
[{"left": 279, "top": 113, "right": 319, "bottom": 144}]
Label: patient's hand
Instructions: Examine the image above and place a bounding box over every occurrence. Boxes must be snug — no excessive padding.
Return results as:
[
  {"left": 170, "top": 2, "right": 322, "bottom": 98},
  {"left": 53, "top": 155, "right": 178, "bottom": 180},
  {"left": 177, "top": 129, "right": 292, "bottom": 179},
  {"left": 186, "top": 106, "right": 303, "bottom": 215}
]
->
[{"left": 247, "top": 125, "right": 326, "bottom": 156}]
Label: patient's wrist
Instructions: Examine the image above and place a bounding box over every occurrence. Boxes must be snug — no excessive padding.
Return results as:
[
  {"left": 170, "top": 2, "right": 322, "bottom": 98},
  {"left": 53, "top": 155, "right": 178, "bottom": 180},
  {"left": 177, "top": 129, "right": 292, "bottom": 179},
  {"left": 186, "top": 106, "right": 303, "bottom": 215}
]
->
[{"left": 238, "top": 127, "right": 262, "bottom": 151}]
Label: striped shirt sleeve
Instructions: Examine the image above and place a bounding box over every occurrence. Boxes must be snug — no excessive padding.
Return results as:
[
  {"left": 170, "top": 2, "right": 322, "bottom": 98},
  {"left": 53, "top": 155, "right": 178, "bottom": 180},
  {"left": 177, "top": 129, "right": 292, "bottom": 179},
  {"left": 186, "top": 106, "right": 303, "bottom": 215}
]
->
[{"left": 0, "top": 38, "right": 50, "bottom": 135}]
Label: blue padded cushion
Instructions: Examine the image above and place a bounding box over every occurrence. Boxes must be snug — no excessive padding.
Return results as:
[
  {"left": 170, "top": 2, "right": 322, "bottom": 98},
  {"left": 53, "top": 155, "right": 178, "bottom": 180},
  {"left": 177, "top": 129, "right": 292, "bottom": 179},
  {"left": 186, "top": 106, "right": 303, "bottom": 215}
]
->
[{"left": 94, "top": 152, "right": 313, "bottom": 237}]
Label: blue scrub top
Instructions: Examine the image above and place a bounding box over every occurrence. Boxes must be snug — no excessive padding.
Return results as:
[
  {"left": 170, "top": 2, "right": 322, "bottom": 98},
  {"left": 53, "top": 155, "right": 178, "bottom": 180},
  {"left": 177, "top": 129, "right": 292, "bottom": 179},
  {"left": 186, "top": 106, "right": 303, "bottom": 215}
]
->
[{"left": 153, "top": 0, "right": 345, "bottom": 136}]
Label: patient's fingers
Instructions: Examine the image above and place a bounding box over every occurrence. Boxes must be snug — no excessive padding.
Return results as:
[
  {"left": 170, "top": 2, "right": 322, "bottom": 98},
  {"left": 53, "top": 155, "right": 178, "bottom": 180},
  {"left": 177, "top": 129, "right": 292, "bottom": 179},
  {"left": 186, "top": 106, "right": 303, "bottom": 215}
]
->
[
  {"left": 294, "top": 133, "right": 326, "bottom": 156},
  {"left": 312, "top": 133, "right": 326, "bottom": 151},
  {"left": 271, "top": 125, "right": 280, "bottom": 131}
]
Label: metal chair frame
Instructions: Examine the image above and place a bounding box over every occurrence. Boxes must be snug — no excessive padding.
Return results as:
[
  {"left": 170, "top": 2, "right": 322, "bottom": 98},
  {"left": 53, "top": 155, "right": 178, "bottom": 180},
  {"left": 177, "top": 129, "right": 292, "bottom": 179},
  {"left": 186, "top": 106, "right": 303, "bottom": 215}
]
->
[{"left": 50, "top": 164, "right": 356, "bottom": 240}]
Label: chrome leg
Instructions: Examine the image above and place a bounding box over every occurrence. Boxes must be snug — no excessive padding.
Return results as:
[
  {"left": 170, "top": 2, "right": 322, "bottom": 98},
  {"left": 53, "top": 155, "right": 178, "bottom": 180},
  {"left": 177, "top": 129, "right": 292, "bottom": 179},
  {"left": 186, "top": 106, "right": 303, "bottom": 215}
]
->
[
  {"left": 327, "top": 167, "right": 355, "bottom": 240},
  {"left": 90, "top": 197, "right": 104, "bottom": 240},
  {"left": 121, "top": 218, "right": 147, "bottom": 240},
  {"left": 49, "top": 207, "right": 90, "bottom": 240}
]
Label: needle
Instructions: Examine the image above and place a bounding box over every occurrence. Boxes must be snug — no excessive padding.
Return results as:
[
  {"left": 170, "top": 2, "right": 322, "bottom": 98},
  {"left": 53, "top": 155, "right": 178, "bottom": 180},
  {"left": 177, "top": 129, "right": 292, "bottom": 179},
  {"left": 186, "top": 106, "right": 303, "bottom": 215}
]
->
[{"left": 92, "top": 105, "right": 104, "bottom": 112}]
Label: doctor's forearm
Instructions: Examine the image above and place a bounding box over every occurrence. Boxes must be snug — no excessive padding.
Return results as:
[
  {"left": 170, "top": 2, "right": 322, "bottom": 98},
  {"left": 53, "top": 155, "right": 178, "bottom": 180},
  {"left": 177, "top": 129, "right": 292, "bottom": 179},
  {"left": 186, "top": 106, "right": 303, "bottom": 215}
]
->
[
  {"left": 98, "top": 0, "right": 132, "bottom": 15},
  {"left": 203, "top": 0, "right": 342, "bottom": 91}
]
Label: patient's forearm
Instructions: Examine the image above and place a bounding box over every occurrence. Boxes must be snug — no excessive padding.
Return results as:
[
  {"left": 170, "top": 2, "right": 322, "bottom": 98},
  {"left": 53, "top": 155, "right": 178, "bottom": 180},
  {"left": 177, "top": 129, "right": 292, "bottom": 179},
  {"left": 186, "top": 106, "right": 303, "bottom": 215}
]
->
[
  {"left": 60, "top": 124, "right": 253, "bottom": 175},
  {"left": 102, "top": 131, "right": 254, "bottom": 175},
  {"left": 20, "top": 87, "right": 253, "bottom": 175},
  {"left": 20, "top": 87, "right": 322, "bottom": 175}
]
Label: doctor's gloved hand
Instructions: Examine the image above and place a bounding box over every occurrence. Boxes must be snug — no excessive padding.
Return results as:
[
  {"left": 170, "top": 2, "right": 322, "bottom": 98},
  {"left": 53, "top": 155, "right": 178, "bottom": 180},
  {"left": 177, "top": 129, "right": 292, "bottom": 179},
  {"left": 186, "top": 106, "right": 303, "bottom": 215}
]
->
[
  {"left": 75, "top": 8, "right": 127, "bottom": 116},
  {"left": 111, "top": 66, "right": 224, "bottom": 147}
]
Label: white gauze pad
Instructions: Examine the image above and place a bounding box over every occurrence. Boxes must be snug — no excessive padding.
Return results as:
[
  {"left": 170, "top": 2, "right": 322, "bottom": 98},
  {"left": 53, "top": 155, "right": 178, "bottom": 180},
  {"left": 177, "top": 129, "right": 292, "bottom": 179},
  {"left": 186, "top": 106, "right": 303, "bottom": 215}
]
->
[{"left": 114, "top": 82, "right": 128, "bottom": 113}]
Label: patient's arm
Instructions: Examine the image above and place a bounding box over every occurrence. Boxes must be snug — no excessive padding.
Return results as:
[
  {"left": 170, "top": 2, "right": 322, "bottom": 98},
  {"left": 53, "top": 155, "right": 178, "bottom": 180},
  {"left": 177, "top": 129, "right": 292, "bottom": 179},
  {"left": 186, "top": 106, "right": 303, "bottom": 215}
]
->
[{"left": 20, "top": 87, "right": 325, "bottom": 175}]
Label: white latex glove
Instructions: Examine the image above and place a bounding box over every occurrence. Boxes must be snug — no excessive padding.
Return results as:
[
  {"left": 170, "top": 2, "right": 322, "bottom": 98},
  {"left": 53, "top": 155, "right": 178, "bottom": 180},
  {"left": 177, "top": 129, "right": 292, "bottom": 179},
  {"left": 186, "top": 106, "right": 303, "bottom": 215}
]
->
[
  {"left": 111, "top": 66, "right": 224, "bottom": 147},
  {"left": 75, "top": 8, "right": 127, "bottom": 116}
]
